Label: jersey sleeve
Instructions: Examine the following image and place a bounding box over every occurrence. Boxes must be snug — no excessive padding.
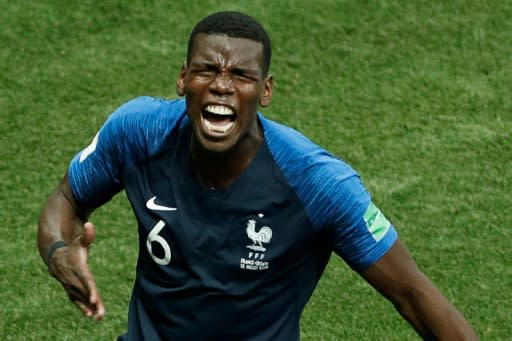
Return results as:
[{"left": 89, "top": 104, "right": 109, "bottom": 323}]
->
[
  {"left": 68, "top": 101, "right": 133, "bottom": 208},
  {"left": 324, "top": 174, "right": 398, "bottom": 271},
  {"left": 68, "top": 96, "right": 186, "bottom": 209},
  {"left": 263, "top": 117, "right": 397, "bottom": 271}
]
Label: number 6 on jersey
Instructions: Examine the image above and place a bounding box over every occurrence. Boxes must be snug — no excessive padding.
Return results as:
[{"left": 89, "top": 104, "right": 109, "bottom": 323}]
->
[{"left": 146, "top": 220, "right": 172, "bottom": 265}]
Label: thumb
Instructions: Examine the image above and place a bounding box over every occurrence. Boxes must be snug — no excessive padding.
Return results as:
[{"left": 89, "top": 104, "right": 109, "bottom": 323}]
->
[{"left": 81, "top": 221, "right": 96, "bottom": 247}]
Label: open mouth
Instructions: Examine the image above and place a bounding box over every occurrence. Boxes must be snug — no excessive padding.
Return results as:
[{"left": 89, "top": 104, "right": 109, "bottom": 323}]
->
[{"left": 201, "top": 105, "right": 236, "bottom": 134}]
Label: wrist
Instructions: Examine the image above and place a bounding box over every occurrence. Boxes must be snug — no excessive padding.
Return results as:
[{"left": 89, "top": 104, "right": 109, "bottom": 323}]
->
[{"left": 46, "top": 240, "right": 69, "bottom": 275}]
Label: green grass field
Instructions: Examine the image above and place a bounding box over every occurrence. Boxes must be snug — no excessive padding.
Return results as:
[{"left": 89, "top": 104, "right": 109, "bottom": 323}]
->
[{"left": 1, "top": 1, "right": 511, "bottom": 339}]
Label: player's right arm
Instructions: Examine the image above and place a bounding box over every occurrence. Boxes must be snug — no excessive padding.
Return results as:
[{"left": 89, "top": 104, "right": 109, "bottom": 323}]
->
[
  {"left": 37, "top": 97, "right": 182, "bottom": 320},
  {"left": 36, "top": 104, "right": 122, "bottom": 320},
  {"left": 37, "top": 174, "right": 105, "bottom": 321}
]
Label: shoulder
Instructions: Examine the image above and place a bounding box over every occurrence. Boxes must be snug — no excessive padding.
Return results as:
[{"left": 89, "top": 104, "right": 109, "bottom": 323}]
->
[
  {"left": 260, "top": 115, "right": 397, "bottom": 270},
  {"left": 112, "top": 96, "right": 185, "bottom": 116},
  {"left": 101, "top": 97, "right": 187, "bottom": 154},
  {"left": 261, "top": 115, "right": 358, "bottom": 187},
  {"left": 260, "top": 114, "right": 364, "bottom": 223},
  {"left": 67, "top": 97, "right": 187, "bottom": 208},
  {"left": 106, "top": 96, "right": 186, "bottom": 131}
]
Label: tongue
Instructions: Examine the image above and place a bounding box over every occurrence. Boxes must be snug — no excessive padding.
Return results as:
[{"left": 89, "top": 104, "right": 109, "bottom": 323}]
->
[
  {"left": 204, "top": 112, "right": 233, "bottom": 126},
  {"left": 209, "top": 117, "right": 230, "bottom": 126}
]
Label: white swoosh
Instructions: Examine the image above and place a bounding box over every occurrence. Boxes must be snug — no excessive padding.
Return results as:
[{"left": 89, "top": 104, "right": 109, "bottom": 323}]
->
[{"left": 146, "top": 196, "right": 177, "bottom": 211}]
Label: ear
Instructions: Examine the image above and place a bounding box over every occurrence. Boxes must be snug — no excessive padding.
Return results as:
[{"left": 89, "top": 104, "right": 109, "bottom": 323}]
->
[
  {"left": 176, "top": 62, "right": 187, "bottom": 97},
  {"left": 259, "top": 75, "right": 273, "bottom": 108}
]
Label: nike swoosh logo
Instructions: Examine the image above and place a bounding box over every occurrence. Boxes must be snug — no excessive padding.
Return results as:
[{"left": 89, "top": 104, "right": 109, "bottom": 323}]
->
[{"left": 146, "top": 196, "right": 177, "bottom": 211}]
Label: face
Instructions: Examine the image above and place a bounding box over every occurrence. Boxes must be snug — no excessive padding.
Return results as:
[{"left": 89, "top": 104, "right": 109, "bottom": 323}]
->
[{"left": 177, "top": 33, "right": 273, "bottom": 154}]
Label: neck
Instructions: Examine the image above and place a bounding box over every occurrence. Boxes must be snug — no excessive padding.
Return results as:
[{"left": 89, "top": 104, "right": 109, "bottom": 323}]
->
[{"left": 190, "top": 123, "right": 263, "bottom": 190}]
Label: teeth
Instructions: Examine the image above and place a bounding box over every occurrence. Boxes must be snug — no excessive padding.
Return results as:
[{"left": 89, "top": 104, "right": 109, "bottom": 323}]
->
[
  {"left": 203, "top": 119, "right": 234, "bottom": 133},
  {"left": 205, "top": 105, "right": 233, "bottom": 116},
  {"left": 202, "top": 105, "right": 235, "bottom": 134}
]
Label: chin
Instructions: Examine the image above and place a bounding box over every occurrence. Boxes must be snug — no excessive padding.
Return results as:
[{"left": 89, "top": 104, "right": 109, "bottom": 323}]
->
[{"left": 196, "top": 134, "right": 238, "bottom": 155}]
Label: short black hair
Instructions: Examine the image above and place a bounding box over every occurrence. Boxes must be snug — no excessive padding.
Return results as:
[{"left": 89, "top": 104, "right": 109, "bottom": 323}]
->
[{"left": 187, "top": 11, "right": 272, "bottom": 75}]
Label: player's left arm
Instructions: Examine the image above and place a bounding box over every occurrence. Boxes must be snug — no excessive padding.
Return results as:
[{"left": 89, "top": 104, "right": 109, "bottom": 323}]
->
[{"left": 360, "top": 238, "right": 478, "bottom": 340}]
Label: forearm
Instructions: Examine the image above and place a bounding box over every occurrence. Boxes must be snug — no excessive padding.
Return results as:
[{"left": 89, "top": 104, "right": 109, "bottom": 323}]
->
[
  {"left": 361, "top": 240, "right": 478, "bottom": 340},
  {"left": 37, "top": 176, "right": 89, "bottom": 263},
  {"left": 395, "top": 277, "right": 478, "bottom": 340}
]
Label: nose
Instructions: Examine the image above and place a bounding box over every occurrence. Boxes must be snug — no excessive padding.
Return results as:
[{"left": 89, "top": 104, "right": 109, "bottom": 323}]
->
[{"left": 209, "top": 72, "right": 235, "bottom": 95}]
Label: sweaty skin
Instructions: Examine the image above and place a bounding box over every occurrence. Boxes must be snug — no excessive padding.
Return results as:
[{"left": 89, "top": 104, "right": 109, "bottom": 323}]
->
[
  {"left": 38, "top": 31, "right": 478, "bottom": 340},
  {"left": 177, "top": 34, "right": 273, "bottom": 189}
]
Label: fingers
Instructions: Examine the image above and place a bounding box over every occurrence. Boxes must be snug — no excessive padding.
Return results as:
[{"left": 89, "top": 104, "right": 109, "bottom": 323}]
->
[
  {"left": 61, "top": 221, "right": 105, "bottom": 321},
  {"left": 78, "top": 221, "right": 105, "bottom": 320},
  {"left": 74, "top": 299, "right": 95, "bottom": 317},
  {"left": 81, "top": 221, "right": 96, "bottom": 247},
  {"left": 80, "top": 264, "right": 106, "bottom": 320},
  {"left": 64, "top": 265, "right": 106, "bottom": 321},
  {"left": 72, "top": 296, "right": 106, "bottom": 321},
  {"left": 90, "top": 294, "right": 106, "bottom": 321},
  {"left": 74, "top": 299, "right": 105, "bottom": 321},
  {"left": 67, "top": 285, "right": 95, "bottom": 316}
]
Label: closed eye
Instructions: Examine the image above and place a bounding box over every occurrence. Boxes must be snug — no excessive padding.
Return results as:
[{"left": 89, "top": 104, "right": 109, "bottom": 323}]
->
[
  {"left": 232, "top": 68, "right": 259, "bottom": 82},
  {"left": 190, "top": 62, "right": 218, "bottom": 76}
]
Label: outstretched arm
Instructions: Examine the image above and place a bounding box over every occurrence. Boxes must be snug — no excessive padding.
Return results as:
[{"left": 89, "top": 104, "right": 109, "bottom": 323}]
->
[
  {"left": 37, "top": 175, "right": 105, "bottom": 321},
  {"left": 360, "top": 238, "right": 478, "bottom": 340}
]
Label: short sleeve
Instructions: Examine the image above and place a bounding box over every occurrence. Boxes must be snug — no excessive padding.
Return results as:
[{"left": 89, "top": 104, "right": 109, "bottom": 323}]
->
[
  {"left": 68, "top": 106, "right": 126, "bottom": 208},
  {"left": 262, "top": 116, "right": 397, "bottom": 271},
  {"left": 326, "top": 175, "right": 398, "bottom": 271},
  {"left": 67, "top": 96, "right": 186, "bottom": 208}
]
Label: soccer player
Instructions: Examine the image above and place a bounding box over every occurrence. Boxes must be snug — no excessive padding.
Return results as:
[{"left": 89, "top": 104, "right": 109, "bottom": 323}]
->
[{"left": 38, "top": 11, "right": 478, "bottom": 340}]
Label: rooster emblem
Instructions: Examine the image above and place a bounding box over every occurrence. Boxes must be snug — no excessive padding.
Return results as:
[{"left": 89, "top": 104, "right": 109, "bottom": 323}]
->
[{"left": 246, "top": 219, "right": 272, "bottom": 252}]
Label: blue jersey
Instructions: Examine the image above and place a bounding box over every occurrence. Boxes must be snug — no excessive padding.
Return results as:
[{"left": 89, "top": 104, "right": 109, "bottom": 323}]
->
[{"left": 68, "top": 97, "right": 397, "bottom": 340}]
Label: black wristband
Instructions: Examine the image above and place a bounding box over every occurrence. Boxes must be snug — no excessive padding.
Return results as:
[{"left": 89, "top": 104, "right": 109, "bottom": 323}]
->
[{"left": 46, "top": 240, "right": 69, "bottom": 274}]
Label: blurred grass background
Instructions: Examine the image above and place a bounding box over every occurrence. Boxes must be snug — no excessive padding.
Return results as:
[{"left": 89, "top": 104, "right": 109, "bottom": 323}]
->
[{"left": 1, "top": 0, "right": 510, "bottom": 339}]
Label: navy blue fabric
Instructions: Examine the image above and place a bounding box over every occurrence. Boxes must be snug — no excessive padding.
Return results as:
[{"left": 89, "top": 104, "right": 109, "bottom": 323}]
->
[{"left": 68, "top": 97, "right": 397, "bottom": 340}]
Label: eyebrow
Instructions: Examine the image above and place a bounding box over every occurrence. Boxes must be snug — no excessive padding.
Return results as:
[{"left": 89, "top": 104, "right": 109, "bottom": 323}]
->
[{"left": 191, "top": 60, "right": 261, "bottom": 77}]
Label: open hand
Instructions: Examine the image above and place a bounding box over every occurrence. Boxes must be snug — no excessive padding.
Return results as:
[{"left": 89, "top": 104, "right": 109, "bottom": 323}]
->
[{"left": 49, "top": 221, "right": 106, "bottom": 321}]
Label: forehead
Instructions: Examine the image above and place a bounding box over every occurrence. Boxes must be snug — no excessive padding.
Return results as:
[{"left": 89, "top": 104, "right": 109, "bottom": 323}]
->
[{"left": 190, "top": 33, "right": 264, "bottom": 65}]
